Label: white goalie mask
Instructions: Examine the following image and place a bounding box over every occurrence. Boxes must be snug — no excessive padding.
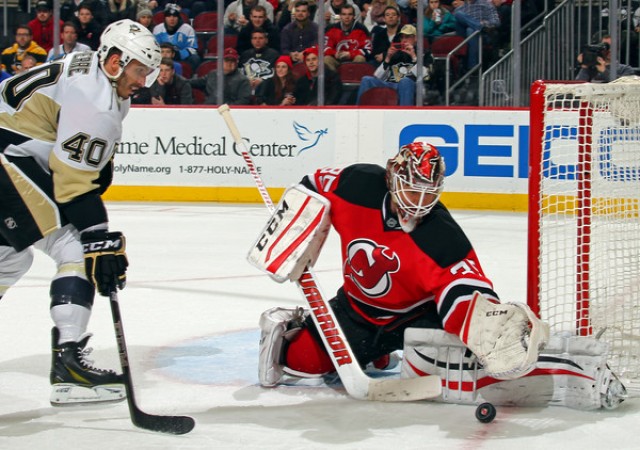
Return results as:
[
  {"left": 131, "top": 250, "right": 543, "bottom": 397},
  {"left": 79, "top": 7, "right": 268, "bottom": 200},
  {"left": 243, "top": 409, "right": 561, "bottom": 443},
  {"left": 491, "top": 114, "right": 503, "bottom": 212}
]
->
[
  {"left": 97, "top": 19, "right": 161, "bottom": 87},
  {"left": 386, "top": 142, "right": 445, "bottom": 232}
]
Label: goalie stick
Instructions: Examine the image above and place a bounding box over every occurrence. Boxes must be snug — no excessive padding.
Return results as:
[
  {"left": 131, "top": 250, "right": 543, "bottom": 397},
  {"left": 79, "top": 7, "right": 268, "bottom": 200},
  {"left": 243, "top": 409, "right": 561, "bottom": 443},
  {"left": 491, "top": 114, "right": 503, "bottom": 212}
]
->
[
  {"left": 110, "top": 292, "right": 195, "bottom": 434},
  {"left": 217, "top": 104, "right": 442, "bottom": 402}
]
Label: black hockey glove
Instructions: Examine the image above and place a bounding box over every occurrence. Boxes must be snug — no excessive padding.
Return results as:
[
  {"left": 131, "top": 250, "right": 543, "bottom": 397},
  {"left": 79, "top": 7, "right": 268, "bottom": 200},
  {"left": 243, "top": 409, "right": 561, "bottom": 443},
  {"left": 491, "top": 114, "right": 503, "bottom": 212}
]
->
[{"left": 81, "top": 230, "right": 128, "bottom": 296}]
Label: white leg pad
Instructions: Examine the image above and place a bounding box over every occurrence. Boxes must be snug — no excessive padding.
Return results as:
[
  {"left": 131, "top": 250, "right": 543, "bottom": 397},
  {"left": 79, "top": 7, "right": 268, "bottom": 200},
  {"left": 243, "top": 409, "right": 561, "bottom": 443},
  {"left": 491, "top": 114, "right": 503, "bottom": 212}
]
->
[
  {"left": 401, "top": 328, "right": 627, "bottom": 410},
  {"left": 459, "top": 291, "right": 550, "bottom": 380},
  {"left": 258, "top": 306, "right": 307, "bottom": 387}
]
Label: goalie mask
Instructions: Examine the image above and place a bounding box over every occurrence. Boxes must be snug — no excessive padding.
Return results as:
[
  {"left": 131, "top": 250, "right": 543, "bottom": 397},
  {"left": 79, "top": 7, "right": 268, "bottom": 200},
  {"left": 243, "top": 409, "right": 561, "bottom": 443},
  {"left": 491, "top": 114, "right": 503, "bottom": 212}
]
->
[
  {"left": 386, "top": 142, "right": 445, "bottom": 232},
  {"left": 98, "top": 19, "right": 161, "bottom": 87}
]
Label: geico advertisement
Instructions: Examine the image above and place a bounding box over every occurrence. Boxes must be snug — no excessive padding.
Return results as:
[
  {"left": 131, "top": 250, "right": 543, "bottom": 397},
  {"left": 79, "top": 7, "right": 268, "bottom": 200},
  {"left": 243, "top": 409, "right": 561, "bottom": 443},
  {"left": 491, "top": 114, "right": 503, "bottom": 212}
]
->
[
  {"left": 117, "top": 108, "right": 337, "bottom": 187},
  {"left": 117, "top": 107, "right": 531, "bottom": 193}
]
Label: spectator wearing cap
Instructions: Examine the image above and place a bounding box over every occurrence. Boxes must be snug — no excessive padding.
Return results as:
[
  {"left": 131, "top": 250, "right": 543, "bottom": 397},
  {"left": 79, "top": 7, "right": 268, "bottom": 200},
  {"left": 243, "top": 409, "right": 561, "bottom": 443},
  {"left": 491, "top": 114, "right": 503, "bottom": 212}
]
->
[
  {"left": 256, "top": 55, "right": 297, "bottom": 105},
  {"left": 189, "top": 48, "right": 252, "bottom": 105},
  {"left": 294, "top": 46, "right": 343, "bottom": 105},
  {"left": 46, "top": 21, "right": 91, "bottom": 61},
  {"left": 355, "top": 24, "right": 434, "bottom": 105},
  {"left": 160, "top": 42, "right": 184, "bottom": 76},
  {"left": 136, "top": 8, "right": 154, "bottom": 31},
  {"left": 28, "top": 1, "right": 64, "bottom": 52},
  {"left": 1, "top": 25, "right": 47, "bottom": 75},
  {"left": 153, "top": 3, "right": 201, "bottom": 69}
]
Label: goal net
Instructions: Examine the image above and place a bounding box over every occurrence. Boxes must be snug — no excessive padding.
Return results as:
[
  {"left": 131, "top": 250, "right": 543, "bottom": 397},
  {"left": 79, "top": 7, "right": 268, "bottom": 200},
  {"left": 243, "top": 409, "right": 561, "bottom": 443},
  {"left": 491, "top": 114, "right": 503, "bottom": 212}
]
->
[{"left": 528, "top": 77, "right": 640, "bottom": 392}]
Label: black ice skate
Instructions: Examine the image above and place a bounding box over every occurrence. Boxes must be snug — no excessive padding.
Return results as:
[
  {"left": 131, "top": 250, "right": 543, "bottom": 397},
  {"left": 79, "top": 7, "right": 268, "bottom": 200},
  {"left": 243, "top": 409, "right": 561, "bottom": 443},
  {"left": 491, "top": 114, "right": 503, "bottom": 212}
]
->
[{"left": 50, "top": 327, "right": 126, "bottom": 406}]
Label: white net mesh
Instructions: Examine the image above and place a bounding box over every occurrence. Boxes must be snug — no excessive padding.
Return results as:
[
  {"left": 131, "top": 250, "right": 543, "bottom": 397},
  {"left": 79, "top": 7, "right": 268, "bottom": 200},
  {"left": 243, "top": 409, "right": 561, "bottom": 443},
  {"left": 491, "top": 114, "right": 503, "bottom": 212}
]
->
[{"left": 533, "top": 78, "right": 640, "bottom": 389}]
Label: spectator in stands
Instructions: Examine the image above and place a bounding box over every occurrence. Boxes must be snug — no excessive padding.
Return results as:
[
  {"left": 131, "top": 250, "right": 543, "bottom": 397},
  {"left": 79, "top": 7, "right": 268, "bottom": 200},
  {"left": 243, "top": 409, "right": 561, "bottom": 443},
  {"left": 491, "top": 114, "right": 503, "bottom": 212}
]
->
[
  {"left": 315, "top": 0, "right": 362, "bottom": 27},
  {"left": 451, "top": 0, "right": 500, "bottom": 69},
  {"left": 136, "top": 8, "right": 155, "bottom": 31},
  {"left": 356, "top": 24, "right": 433, "bottom": 105},
  {"left": 237, "top": 5, "right": 281, "bottom": 54},
  {"left": 424, "top": 0, "right": 457, "bottom": 42},
  {"left": 61, "top": 0, "right": 109, "bottom": 26},
  {"left": 575, "top": 35, "right": 636, "bottom": 83},
  {"left": 46, "top": 21, "right": 91, "bottom": 61},
  {"left": 281, "top": 0, "right": 319, "bottom": 64},
  {"left": 371, "top": 5, "right": 402, "bottom": 65},
  {"left": 224, "top": 0, "right": 275, "bottom": 34},
  {"left": 295, "top": 46, "right": 343, "bottom": 105},
  {"left": 13, "top": 54, "right": 39, "bottom": 74},
  {"left": 256, "top": 55, "right": 298, "bottom": 105},
  {"left": 190, "top": 48, "right": 252, "bottom": 104},
  {"left": 28, "top": 1, "right": 64, "bottom": 52},
  {"left": 324, "top": 4, "right": 372, "bottom": 71},
  {"left": 1, "top": 25, "right": 47, "bottom": 75},
  {"left": 73, "top": 4, "right": 103, "bottom": 50},
  {"left": 154, "top": 3, "right": 201, "bottom": 69},
  {"left": 136, "top": 57, "right": 194, "bottom": 104},
  {"left": 107, "top": 0, "right": 138, "bottom": 23},
  {"left": 363, "top": 0, "right": 397, "bottom": 32},
  {"left": 239, "top": 28, "right": 280, "bottom": 93},
  {"left": 160, "top": 42, "right": 184, "bottom": 76}
]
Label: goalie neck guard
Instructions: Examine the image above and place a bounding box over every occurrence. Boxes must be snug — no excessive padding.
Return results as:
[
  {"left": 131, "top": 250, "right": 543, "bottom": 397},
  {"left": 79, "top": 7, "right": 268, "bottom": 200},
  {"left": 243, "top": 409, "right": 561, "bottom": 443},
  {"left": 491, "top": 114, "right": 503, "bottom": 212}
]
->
[{"left": 386, "top": 142, "right": 445, "bottom": 233}]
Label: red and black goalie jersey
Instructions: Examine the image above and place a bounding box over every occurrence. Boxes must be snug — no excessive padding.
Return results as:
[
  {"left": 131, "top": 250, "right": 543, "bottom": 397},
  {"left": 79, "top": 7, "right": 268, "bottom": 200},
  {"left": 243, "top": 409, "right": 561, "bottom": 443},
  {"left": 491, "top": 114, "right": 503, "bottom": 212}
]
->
[{"left": 301, "top": 163, "right": 499, "bottom": 336}]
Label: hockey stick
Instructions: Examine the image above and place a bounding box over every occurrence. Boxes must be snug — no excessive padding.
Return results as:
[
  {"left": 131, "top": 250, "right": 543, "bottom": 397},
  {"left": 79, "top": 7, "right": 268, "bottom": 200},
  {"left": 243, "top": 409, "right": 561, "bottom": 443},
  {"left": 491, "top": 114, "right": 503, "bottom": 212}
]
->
[
  {"left": 109, "top": 291, "right": 195, "bottom": 434},
  {"left": 217, "top": 104, "right": 442, "bottom": 402}
]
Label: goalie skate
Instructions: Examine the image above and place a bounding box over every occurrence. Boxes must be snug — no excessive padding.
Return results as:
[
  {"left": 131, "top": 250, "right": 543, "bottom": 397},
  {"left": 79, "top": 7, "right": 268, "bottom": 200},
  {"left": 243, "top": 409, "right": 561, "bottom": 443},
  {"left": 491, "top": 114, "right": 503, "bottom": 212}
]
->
[{"left": 50, "top": 327, "right": 125, "bottom": 406}]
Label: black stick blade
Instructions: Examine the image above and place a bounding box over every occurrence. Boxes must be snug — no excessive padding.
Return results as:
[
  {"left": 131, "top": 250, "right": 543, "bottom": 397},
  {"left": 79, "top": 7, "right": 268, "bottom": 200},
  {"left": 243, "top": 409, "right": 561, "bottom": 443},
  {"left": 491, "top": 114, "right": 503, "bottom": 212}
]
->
[{"left": 132, "top": 410, "right": 195, "bottom": 435}]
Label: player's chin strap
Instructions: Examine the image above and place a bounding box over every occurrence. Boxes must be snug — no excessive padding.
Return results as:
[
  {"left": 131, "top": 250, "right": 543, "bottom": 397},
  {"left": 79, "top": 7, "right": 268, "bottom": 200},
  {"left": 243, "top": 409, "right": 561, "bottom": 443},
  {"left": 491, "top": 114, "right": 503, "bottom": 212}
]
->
[{"left": 459, "top": 291, "right": 550, "bottom": 380}]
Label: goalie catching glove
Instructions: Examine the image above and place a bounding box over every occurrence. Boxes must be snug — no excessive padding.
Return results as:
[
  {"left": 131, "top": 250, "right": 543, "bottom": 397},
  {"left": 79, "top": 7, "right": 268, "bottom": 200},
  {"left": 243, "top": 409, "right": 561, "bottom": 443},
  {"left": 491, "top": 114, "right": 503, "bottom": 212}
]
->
[
  {"left": 459, "top": 291, "right": 550, "bottom": 380},
  {"left": 81, "top": 230, "right": 128, "bottom": 296}
]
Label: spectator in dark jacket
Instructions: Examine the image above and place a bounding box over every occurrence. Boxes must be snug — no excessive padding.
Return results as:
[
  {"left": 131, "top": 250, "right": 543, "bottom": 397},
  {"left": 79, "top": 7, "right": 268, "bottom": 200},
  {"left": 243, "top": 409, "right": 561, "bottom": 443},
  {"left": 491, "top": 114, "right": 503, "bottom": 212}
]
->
[
  {"left": 236, "top": 5, "right": 281, "bottom": 54},
  {"left": 189, "top": 48, "right": 252, "bottom": 104},
  {"left": 294, "top": 46, "right": 343, "bottom": 105},
  {"left": 145, "top": 57, "right": 193, "bottom": 104}
]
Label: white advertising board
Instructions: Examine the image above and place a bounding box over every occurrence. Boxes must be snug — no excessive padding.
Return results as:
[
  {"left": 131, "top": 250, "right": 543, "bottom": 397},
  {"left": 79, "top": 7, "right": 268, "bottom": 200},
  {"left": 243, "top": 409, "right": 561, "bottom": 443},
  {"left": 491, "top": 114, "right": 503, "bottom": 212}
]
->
[{"left": 114, "top": 107, "right": 530, "bottom": 208}]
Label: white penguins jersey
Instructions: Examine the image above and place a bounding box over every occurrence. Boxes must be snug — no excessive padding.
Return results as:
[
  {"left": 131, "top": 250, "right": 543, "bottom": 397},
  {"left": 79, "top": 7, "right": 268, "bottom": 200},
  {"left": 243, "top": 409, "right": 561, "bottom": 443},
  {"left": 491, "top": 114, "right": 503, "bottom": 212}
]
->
[{"left": 0, "top": 51, "right": 128, "bottom": 232}]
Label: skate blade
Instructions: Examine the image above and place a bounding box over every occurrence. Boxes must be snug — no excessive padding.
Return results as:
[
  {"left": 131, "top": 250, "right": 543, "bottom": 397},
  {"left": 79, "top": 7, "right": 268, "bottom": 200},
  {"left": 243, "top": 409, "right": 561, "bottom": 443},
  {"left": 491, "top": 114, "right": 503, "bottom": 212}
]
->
[{"left": 50, "top": 383, "right": 126, "bottom": 406}]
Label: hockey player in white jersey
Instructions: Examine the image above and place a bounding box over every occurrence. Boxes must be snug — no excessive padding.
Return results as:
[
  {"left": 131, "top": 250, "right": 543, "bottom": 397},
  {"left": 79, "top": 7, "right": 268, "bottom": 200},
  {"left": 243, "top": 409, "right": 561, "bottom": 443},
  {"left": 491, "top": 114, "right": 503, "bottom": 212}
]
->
[{"left": 0, "top": 19, "right": 161, "bottom": 405}]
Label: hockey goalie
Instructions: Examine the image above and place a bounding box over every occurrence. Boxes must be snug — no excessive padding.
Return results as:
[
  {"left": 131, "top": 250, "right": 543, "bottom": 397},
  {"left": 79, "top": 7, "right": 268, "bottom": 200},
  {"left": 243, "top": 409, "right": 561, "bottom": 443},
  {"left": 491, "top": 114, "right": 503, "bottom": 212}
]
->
[{"left": 252, "top": 142, "right": 627, "bottom": 410}]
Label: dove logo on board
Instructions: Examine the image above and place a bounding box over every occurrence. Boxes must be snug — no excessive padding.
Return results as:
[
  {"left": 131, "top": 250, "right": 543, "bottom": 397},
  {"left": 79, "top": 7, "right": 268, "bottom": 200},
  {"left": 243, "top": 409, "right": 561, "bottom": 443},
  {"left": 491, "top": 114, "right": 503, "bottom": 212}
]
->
[{"left": 293, "top": 121, "right": 328, "bottom": 155}]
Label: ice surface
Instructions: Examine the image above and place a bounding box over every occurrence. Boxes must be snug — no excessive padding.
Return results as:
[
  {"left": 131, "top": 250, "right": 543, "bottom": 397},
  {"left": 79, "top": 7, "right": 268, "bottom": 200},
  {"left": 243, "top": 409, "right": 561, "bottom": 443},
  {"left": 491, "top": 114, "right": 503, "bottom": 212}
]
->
[{"left": 1, "top": 203, "right": 637, "bottom": 449}]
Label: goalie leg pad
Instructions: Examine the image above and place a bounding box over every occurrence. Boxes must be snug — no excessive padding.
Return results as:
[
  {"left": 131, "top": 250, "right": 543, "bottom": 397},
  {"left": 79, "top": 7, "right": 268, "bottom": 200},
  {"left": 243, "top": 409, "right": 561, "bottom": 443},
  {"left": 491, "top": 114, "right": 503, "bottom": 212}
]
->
[
  {"left": 459, "top": 291, "right": 550, "bottom": 380},
  {"left": 401, "top": 328, "right": 627, "bottom": 410},
  {"left": 258, "top": 306, "right": 307, "bottom": 387},
  {"left": 248, "top": 185, "right": 331, "bottom": 282}
]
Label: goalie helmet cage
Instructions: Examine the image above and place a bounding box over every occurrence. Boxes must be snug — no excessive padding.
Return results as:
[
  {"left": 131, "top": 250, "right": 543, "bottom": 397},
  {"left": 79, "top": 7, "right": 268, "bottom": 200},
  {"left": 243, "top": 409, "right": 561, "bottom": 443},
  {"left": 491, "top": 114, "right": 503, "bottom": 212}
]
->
[{"left": 527, "top": 78, "right": 640, "bottom": 393}]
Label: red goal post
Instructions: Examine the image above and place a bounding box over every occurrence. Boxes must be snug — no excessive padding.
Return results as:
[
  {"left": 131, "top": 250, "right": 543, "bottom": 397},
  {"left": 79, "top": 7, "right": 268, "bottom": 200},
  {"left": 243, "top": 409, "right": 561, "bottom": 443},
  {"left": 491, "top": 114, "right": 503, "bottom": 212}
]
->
[{"left": 527, "top": 78, "right": 640, "bottom": 391}]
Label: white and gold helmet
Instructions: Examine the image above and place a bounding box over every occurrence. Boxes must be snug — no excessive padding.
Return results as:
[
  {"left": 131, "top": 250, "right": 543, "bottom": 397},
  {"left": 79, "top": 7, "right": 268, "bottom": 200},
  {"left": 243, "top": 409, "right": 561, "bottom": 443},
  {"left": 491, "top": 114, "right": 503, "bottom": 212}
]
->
[{"left": 98, "top": 19, "right": 161, "bottom": 86}]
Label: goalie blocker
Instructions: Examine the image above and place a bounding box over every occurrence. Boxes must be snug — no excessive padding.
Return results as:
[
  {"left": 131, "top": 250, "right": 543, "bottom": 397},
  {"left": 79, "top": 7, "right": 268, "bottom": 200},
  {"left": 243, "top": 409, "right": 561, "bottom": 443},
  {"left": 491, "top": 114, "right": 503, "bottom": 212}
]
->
[{"left": 248, "top": 185, "right": 331, "bottom": 282}]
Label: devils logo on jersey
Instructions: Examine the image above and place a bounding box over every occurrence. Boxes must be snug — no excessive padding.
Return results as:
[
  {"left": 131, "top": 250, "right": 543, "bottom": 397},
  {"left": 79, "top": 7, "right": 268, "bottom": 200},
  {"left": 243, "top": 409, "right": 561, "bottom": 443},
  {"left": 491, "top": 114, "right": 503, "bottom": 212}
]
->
[{"left": 343, "top": 238, "right": 400, "bottom": 298}]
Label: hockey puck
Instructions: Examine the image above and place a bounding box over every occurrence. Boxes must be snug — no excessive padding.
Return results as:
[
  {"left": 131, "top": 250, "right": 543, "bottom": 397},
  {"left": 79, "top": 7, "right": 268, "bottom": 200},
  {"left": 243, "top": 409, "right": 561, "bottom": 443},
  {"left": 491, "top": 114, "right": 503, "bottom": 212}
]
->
[{"left": 475, "top": 402, "right": 496, "bottom": 423}]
